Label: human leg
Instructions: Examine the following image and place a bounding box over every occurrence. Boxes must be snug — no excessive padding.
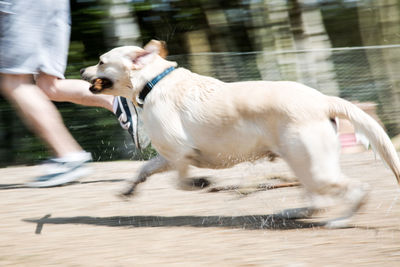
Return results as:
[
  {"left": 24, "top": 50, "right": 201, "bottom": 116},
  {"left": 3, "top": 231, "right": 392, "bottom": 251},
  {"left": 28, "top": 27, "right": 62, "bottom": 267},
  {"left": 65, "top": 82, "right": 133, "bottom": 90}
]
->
[
  {"left": 1, "top": 73, "right": 92, "bottom": 187},
  {"left": 0, "top": 0, "right": 93, "bottom": 187},
  {"left": 0, "top": 74, "right": 83, "bottom": 157},
  {"left": 36, "top": 74, "right": 114, "bottom": 112},
  {"left": 37, "top": 73, "right": 151, "bottom": 149}
]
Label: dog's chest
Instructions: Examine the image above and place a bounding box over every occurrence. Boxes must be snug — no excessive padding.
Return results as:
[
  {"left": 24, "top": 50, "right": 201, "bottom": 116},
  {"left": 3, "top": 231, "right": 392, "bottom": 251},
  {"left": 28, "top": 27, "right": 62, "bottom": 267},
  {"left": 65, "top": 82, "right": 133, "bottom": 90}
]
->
[{"left": 142, "top": 104, "right": 188, "bottom": 150}]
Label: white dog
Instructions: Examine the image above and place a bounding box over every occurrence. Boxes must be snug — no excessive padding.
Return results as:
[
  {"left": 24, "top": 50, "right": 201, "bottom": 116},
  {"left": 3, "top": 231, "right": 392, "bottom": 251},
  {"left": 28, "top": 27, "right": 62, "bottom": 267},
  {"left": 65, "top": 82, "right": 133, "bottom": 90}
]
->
[{"left": 81, "top": 40, "right": 400, "bottom": 227}]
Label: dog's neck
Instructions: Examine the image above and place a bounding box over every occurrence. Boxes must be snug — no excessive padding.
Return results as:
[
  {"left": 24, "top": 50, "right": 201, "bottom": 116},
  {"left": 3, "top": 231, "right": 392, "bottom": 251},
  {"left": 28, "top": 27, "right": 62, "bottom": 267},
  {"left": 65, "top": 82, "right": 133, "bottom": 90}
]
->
[
  {"left": 137, "top": 66, "right": 176, "bottom": 107},
  {"left": 130, "top": 57, "right": 177, "bottom": 106}
]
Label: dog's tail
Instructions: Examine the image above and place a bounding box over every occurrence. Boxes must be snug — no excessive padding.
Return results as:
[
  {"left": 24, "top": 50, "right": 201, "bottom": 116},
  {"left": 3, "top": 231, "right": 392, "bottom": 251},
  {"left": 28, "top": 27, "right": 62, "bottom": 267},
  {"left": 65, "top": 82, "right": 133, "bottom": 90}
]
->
[{"left": 327, "top": 96, "right": 400, "bottom": 184}]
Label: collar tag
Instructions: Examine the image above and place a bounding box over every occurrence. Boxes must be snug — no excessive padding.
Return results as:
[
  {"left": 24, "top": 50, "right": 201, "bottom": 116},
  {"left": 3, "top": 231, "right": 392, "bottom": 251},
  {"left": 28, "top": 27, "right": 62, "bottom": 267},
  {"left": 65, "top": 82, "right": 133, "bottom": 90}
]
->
[{"left": 136, "top": 95, "right": 144, "bottom": 107}]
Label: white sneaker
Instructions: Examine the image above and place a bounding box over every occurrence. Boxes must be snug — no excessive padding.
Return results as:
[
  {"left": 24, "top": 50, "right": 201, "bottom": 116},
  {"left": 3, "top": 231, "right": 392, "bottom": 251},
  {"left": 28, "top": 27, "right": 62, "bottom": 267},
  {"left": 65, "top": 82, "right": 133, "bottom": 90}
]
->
[
  {"left": 113, "top": 96, "right": 151, "bottom": 150},
  {"left": 26, "top": 151, "right": 92, "bottom": 188}
]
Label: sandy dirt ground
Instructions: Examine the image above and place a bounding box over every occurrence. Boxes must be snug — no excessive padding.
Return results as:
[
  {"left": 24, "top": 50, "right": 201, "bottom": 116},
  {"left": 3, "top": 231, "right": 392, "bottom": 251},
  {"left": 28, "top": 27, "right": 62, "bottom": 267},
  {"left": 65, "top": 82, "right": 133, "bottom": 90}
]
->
[{"left": 1, "top": 151, "right": 399, "bottom": 266}]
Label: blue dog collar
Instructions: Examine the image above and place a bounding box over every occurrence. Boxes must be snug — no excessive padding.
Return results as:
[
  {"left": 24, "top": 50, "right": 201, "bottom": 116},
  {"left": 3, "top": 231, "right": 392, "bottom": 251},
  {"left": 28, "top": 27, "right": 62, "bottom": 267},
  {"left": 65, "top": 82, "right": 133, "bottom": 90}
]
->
[{"left": 137, "top": 66, "right": 175, "bottom": 107}]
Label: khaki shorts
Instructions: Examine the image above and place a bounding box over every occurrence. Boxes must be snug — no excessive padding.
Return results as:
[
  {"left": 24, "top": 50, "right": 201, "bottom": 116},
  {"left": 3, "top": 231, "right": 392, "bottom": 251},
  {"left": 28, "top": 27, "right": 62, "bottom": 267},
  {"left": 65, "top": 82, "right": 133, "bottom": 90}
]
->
[{"left": 0, "top": 0, "right": 71, "bottom": 78}]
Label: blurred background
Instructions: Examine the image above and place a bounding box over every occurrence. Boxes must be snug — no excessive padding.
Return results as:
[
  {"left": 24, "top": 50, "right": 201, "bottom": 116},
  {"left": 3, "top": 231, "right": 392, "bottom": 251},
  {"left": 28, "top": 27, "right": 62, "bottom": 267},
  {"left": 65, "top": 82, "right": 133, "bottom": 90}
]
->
[{"left": 1, "top": 0, "right": 400, "bottom": 166}]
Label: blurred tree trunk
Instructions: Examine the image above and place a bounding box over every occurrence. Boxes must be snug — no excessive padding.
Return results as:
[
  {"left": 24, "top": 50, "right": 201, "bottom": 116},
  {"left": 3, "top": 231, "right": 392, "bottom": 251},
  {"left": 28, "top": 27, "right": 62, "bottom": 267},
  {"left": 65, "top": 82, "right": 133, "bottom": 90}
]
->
[
  {"left": 248, "top": 0, "right": 338, "bottom": 96},
  {"left": 357, "top": 0, "right": 400, "bottom": 136},
  {"left": 202, "top": 3, "right": 241, "bottom": 82},
  {"left": 185, "top": 30, "right": 214, "bottom": 76},
  {"left": 290, "top": 0, "right": 339, "bottom": 96},
  {"left": 248, "top": 0, "right": 298, "bottom": 81},
  {"left": 184, "top": 1, "right": 252, "bottom": 81},
  {"left": 102, "top": 0, "right": 141, "bottom": 47}
]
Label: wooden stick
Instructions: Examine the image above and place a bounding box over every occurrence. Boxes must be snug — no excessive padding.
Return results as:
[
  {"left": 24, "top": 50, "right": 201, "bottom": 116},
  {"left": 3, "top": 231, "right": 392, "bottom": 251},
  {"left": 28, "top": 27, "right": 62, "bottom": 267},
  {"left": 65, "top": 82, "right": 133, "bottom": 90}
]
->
[{"left": 208, "top": 182, "right": 300, "bottom": 193}]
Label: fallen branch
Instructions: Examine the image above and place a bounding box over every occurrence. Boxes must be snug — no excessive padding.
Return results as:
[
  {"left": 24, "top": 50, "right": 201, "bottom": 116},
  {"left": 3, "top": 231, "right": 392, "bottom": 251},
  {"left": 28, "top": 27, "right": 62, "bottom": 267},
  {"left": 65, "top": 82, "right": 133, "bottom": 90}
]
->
[{"left": 208, "top": 182, "right": 300, "bottom": 193}]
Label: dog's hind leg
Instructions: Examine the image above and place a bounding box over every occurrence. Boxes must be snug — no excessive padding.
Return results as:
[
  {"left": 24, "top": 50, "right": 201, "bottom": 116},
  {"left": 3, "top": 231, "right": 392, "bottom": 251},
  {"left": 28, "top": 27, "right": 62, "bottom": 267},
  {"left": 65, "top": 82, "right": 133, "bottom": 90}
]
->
[
  {"left": 323, "top": 181, "right": 370, "bottom": 228},
  {"left": 281, "top": 121, "right": 369, "bottom": 227},
  {"left": 121, "top": 155, "right": 171, "bottom": 197}
]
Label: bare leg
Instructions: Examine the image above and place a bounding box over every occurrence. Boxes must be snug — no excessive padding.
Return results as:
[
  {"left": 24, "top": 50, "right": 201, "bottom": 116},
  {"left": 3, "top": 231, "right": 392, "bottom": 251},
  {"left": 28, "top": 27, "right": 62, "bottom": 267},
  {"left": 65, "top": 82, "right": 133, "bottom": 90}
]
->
[
  {"left": 0, "top": 74, "right": 82, "bottom": 157},
  {"left": 122, "top": 155, "right": 171, "bottom": 196},
  {"left": 36, "top": 74, "right": 114, "bottom": 112},
  {"left": 36, "top": 74, "right": 148, "bottom": 149}
]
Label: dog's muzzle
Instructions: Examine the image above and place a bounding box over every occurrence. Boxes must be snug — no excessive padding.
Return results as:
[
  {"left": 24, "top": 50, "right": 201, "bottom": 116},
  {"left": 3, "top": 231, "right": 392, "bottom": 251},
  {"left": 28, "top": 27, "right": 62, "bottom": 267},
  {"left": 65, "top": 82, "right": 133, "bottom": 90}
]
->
[{"left": 89, "top": 78, "right": 113, "bottom": 93}]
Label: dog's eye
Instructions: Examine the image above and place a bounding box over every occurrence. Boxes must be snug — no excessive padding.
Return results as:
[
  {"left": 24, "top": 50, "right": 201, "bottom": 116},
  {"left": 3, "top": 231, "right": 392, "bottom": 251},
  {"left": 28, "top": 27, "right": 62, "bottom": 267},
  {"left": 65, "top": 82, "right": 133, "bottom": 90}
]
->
[{"left": 99, "top": 61, "right": 104, "bottom": 66}]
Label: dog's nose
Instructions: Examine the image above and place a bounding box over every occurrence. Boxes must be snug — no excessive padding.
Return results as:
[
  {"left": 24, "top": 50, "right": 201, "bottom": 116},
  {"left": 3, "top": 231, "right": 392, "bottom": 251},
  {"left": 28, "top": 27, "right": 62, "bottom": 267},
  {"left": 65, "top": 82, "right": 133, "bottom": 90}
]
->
[{"left": 80, "top": 68, "right": 85, "bottom": 75}]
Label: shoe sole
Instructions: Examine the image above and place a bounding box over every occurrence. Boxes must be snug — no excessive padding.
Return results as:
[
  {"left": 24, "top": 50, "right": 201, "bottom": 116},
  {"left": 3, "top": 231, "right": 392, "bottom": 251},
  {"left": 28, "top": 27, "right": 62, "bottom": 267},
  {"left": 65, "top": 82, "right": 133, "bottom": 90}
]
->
[{"left": 26, "top": 166, "right": 92, "bottom": 188}]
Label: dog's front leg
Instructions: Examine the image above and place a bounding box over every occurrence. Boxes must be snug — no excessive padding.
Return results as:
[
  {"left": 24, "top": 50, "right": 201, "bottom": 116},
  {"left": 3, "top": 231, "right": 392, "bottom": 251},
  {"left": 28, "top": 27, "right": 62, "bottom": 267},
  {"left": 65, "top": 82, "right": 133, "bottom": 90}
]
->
[
  {"left": 121, "top": 155, "right": 171, "bottom": 197},
  {"left": 175, "top": 163, "right": 211, "bottom": 190},
  {"left": 176, "top": 164, "right": 190, "bottom": 190}
]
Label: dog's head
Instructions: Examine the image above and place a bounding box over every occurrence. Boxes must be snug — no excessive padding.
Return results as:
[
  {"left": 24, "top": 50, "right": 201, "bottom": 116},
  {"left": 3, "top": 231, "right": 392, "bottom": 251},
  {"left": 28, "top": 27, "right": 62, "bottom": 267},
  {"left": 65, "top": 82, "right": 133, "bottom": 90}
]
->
[{"left": 81, "top": 40, "right": 172, "bottom": 103}]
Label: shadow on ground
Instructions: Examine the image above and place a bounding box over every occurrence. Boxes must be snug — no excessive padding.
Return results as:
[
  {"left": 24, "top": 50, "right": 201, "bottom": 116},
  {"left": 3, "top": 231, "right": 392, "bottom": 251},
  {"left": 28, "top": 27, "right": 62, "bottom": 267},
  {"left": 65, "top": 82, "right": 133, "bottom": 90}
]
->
[
  {"left": 24, "top": 213, "right": 325, "bottom": 234},
  {"left": 0, "top": 179, "right": 126, "bottom": 190}
]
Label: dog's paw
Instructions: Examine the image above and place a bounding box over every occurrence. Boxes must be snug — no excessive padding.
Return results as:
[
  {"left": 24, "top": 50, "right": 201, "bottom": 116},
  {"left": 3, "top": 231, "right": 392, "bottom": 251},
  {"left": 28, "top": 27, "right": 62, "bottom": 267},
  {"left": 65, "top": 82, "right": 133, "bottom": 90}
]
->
[
  {"left": 323, "top": 218, "right": 353, "bottom": 229},
  {"left": 178, "top": 177, "right": 211, "bottom": 191},
  {"left": 192, "top": 177, "right": 211, "bottom": 188},
  {"left": 276, "top": 207, "right": 318, "bottom": 220},
  {"left": 118, "top": 186, "right": 137, "bottom": 199}
]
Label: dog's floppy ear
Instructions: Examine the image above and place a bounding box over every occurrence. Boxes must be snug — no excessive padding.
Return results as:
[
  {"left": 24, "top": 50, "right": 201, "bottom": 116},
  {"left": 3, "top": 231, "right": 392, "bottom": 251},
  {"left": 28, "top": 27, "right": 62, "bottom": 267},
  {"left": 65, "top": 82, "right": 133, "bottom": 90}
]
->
[
  {"left": 131, "top": 50, "right": 153, "bottom": 70},
  {"left": 131, "top": 40, "right": 168, "bottom": 70},
  {"left": 144, "top": 40, "right": 168, "bottom": 59}
]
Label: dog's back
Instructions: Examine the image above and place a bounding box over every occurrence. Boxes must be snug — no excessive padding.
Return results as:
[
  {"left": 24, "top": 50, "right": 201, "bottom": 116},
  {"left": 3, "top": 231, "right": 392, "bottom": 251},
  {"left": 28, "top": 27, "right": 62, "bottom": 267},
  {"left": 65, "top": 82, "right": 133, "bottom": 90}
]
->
[{"left": 144, "top": 68, "right": 334, "bottom": 168}]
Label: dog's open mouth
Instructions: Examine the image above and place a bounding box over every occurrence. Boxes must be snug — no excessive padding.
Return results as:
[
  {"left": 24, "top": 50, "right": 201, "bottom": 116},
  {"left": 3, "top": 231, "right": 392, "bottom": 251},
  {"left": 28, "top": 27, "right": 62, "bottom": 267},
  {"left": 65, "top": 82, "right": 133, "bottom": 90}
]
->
[{"left": 89, "top": 78, "right": 113, "bottom": 93}]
